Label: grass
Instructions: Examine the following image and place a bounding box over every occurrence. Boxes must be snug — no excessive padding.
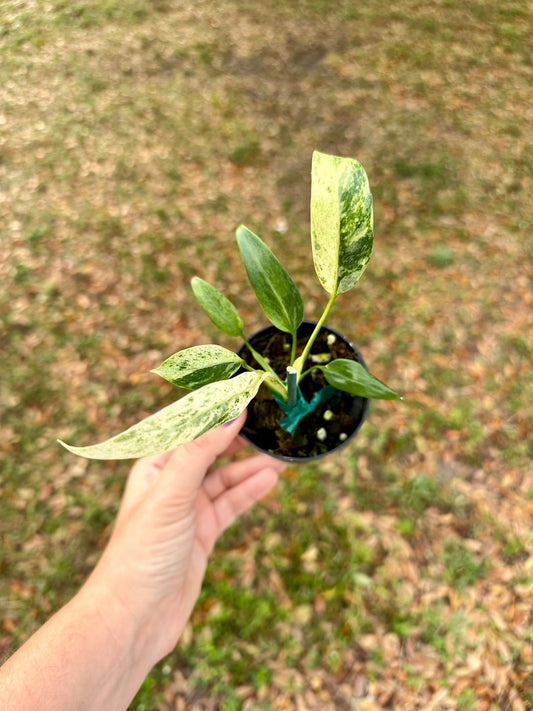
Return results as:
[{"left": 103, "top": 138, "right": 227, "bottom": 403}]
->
[{"left": 1, "top": 0, "right": 532, "bottom": 708}]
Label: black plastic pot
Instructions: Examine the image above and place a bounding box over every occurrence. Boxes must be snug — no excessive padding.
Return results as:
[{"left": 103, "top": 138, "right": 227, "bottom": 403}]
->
[{"left": 237, "top": 320, "right": 370, "bottom": 463}]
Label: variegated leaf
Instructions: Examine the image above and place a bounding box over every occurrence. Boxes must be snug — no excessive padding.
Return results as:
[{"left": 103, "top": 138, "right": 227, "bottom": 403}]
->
[
  {"left": 236, "top": 225, "right": 304, "bottom": 335},
  {"left": 191, "top": 276, "right": 244, "bottom": 337},
  {"left": 152, "top": 345, "right": 244, "bottom": 389},
  {"left": 321, "top": 359, "right": 401, "bottom": 400},
  {"left": 58, "top": 371, "right": 266, "bottom": 460},
  {"left": 310, "top": 151, "right": 374, "bottom": 295}
]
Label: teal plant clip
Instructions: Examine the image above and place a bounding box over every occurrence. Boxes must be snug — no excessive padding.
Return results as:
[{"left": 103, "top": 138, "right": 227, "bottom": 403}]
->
[{"left": 274, "top": 385, "right": 337, "bottom": 435}]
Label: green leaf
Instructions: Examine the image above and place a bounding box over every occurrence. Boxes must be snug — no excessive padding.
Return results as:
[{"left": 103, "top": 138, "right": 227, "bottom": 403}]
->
[
  {"left": 321, "top": 359, "right": 401, "bottom": 400},
  {"left": 191, "top": 277, "right": 244, "bottom": 337},
  {"left": 58, "top": 371, "right": 266, "bottom": 460},
  {"left": 310, "top": 150, "right": 374, "bottom": 296},
  {"left": 152, "top": 345, "right": 244, "bottom": 389},
  {"left": 236, "top": 225, "right": 303, "bottom": 335}
]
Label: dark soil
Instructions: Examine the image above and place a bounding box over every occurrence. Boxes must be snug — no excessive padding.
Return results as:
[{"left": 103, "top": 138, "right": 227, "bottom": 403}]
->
[{"left": 237, "top": 321, "right": 369, "bottom": 461}]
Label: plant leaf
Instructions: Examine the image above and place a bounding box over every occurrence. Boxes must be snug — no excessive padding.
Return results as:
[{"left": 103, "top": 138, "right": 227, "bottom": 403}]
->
[
  {"left": 191, "top": 276, "right": 244, "bottom": 337},
  {"left": 321, "top": 359, "right": 401, "bottom": 400},
  {"left": 152, "top": 345, "right": 244, "bottom": 389},
  {"left": 310, "top": 150, "right": 374, "bottom": 295},
  {"left": 236, "top": 225, "right": 303, "bottom": 335},
  {"left": 58, "top": 371, "right": 267, "bottom": 460}
]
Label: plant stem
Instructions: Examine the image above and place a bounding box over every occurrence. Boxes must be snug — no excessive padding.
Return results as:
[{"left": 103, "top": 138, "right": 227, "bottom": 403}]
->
[
  {"left": 243, "top": 336, "right": 286, "bottom": 393},
  {"left": 295, "top": 291, "right": 337, "bottom": 382},
  {"left": 241, "top": 362, "right": 259, "bottom": 373},
  {"left": 286, "top": 366, "right": 298, "bottom": 407},
  {"left": 290, "top": 331, "right": 297, "bottom": 364},
  {"left": 265, "top": 376, "right": 288, "bottom": 399},
  {"left": 298, "top": 367, "right": 315, "bottom": 380}
]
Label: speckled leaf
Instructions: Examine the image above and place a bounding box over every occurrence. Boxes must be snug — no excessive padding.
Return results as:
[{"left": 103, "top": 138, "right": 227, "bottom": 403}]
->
[
  {"left": 152, "top": 345, "right": 244, "bottom": 389},
  {"left": 191, "top": 276, "right": 244, "bottom": 337},
  {"left": 236, "top": 225, "right": 304, "bottom": 335},
  {"left": 321, "top": 359, "right": 401, "bottom": 400},
  {"left": 311, "top": 151, "right": 374, "bottom": 295},
  {"left": 58, "top": 371, "right": 266, "bottom": 460}
]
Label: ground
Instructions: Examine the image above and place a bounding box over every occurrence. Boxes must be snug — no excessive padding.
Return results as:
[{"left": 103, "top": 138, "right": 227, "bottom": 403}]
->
[{"left": 0, "top": 1, "right": 532, "bottom": 709}]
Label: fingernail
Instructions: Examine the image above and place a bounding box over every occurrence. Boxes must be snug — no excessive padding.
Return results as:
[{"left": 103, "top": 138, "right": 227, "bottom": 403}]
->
[{"left": 223, "top": 418, "right": 238, "bottom": 427}]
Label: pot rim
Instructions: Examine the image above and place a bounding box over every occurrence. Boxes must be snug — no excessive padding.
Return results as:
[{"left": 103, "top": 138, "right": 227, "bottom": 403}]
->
[{"left": 237, "top": 321, "right": 371, "bottom": 463}]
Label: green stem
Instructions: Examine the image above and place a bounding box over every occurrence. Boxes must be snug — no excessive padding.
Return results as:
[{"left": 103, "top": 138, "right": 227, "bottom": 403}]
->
[
  {"left": 298, "top": 366, "right": 315, "bottom": 381},
  {"left": 290, "top": 331, "right": 297, "bottom": 364},
  {"left": 295, "top": 291, "right": 337, "bottom": 383},
  {"left": 241, "top": 362, "right": 258, "bottom": 373},
  {"left": 264, "top": 376, "right": 287, "bottom": 399},
  {"left": 243, "top": 336, "right": 286, "bottom": 394}
]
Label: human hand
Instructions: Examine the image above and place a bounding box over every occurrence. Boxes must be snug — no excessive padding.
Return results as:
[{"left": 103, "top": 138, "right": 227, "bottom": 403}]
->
[{"left": 82, "top": 411, "right": 284, "bottom": 664}]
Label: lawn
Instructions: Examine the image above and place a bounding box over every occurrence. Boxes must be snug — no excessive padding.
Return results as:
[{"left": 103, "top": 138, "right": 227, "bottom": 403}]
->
[{"left": 1, "top": 1, "right": 532, "bottom": 709}]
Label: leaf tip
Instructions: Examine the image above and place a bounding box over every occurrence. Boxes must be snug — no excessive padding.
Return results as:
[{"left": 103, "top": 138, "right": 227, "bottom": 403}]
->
[{"left": 57, "top": 438, "right": 77, "bottom": 454}]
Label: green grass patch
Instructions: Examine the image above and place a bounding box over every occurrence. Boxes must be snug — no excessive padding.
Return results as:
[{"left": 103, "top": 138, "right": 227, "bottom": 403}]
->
[{"left": 442, "top": 539, "right": 491, "bottom": 590}]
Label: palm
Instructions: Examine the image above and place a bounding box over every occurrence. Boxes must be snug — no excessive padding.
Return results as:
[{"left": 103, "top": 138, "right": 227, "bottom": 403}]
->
[
  {"left": 147, "top": 445, "right": 282, "bottom": 652},
  {"left": 111, "top": 430, "right": 281, "bottom": 597}
]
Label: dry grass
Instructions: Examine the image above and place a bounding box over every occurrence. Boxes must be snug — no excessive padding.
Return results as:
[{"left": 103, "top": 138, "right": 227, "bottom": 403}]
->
[{"left": 1, "top": 1, "right": 532, "bottom": 709}]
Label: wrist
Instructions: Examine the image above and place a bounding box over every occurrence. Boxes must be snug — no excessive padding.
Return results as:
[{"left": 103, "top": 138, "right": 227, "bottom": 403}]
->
[
  {"left": 79, "top": 555, "right": 195, "bottom": 667},
  {"left": 0, "top": 582, "right": 166, "bottom": 711},
  {"left": 75, "top": 575, "right": 163, "bottom": 671}
]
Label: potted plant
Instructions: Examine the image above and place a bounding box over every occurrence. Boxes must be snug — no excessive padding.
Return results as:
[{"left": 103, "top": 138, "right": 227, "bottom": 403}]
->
[{"left": 59, "top": 151, "right": 401, "bottom": 463}]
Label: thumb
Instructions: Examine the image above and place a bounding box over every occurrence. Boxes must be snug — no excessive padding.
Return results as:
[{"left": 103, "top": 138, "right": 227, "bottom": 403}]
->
[{"left": 155, "top": 410, "right": 248, "bottom": 501}]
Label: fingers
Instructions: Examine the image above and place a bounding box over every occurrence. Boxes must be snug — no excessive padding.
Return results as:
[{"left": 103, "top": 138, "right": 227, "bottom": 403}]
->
[
  {"left": 155, "top": 410, "right": 249, "bottom": 501},
  {"left": 203, "top": 453, "right": 285, "bottom": 500},
  {"left": 117, "top": 410, "right": 283, "bottom": 535},
  {"left": 210, "top": 466, "right": 280, "bottom": 537},
  {"left": 199, "top": 455, "right": 284, "bottom": 552},
  {"left": 116, "top": 450, "right": 175, "bottom": 524},
  {"left": 217, "top": 434, "right": 248, "bottom": 459},
  {"left": 117, "top": 413, "right": 247, "bottom": 521}
]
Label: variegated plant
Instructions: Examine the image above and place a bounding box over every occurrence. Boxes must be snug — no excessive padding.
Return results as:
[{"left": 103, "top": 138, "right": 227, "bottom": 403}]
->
[{"left": 59, "top": 151, "right": 400, "bottom": 460}]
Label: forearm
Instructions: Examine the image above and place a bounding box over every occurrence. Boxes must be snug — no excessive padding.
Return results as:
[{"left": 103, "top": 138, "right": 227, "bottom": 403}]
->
[
  {"left": 0, "top": 421, "right": 280, "bottom": 710},
  {"left": 0, "top": 583, "right": 158, "bottom": 711}
]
